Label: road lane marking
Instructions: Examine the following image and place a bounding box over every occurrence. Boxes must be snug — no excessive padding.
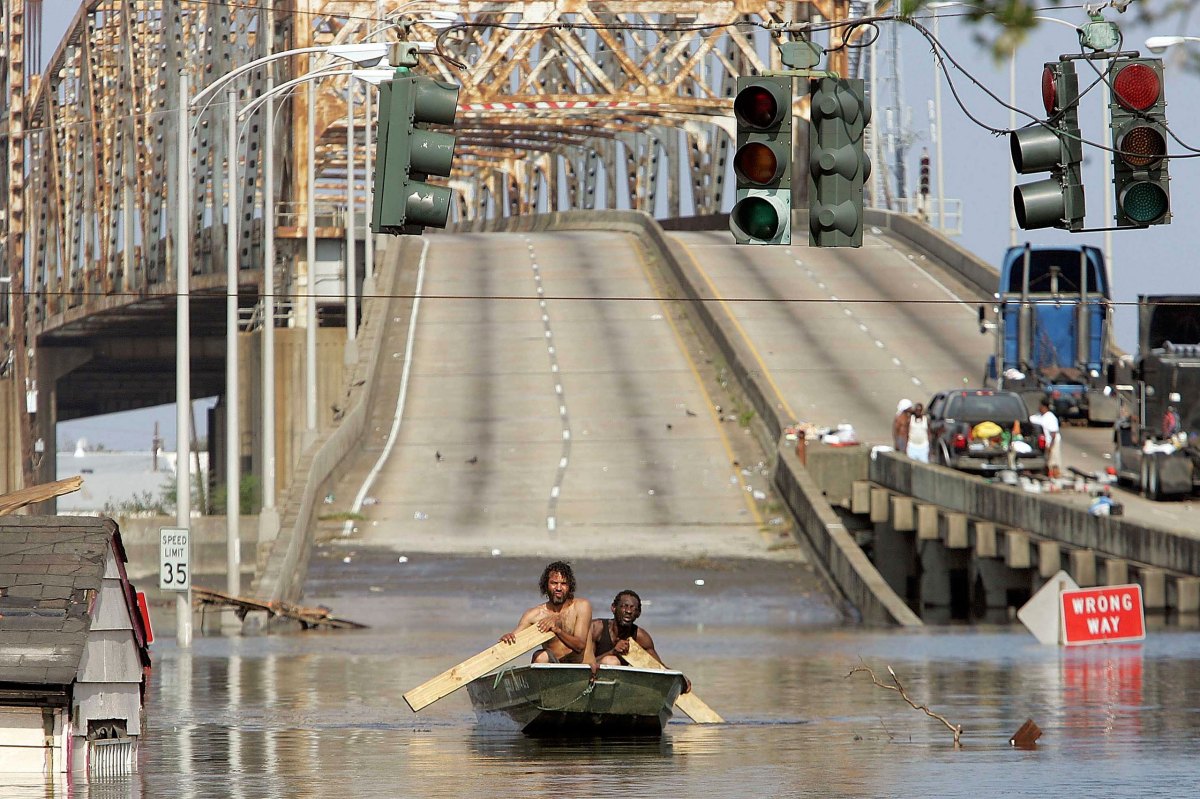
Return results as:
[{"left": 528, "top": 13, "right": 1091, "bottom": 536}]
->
[{"left": 343, "top": 238, "right": 431, "bottom": 537}]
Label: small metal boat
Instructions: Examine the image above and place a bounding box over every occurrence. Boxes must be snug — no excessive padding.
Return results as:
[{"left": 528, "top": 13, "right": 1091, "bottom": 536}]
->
[{"left": 466, "top": 662, "right": 686, "bottom": 736}]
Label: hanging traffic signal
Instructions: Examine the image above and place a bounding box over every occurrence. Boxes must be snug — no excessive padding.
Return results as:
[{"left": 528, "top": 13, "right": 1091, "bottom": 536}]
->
[
  {"left": 808, "top": 77, "right": 871, "bottom": 248},
  {"left": 730, "top": 76, "right": 792, "bottom": 245},
  {"left": 1011, "top": 60, "right": 1084, "bottom": 231},
  {"left": 1109, "top": 57, "right": 1170, "bottom": 227},
  {"left": 372, "top": 75, "right": 460, "bottom": 235}
]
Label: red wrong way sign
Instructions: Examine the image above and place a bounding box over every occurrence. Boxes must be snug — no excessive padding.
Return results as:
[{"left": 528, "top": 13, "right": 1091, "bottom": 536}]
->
[{"left": 1060, "top": 584, "right": 1145, "bottom": 646}]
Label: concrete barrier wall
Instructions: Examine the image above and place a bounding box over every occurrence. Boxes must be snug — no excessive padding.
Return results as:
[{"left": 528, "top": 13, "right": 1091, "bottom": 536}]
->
[
  {"left": 253, "top": 239, "right": 409, "bottom": 603},
  {"left": 112, "top": 515, "right": 259, "bottom": 583},
  {"left": 869, "top": 450, "right": 1200, "bottom": 576}
]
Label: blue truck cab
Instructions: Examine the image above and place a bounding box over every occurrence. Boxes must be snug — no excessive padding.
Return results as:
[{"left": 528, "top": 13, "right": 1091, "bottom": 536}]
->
[{"left": 983, "top": 244, "right": 1119, "bottom": 425}]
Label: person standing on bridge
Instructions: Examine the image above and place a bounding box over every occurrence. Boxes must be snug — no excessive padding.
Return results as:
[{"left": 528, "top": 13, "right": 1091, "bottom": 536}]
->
[
  {"left": 893, "top": 399, "right": 913, "bottom": 451},
  {"left": 1032, "top": 400, "right": 1062, "bottom": 478},
  {"left": 906, "top": 403, "right": 930, "bottom": 463}
]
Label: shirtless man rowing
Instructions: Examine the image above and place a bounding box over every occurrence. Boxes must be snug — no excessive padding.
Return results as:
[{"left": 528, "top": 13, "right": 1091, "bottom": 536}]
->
[{"left": 500, "top": 561, "right": 594, "bottom": 665}]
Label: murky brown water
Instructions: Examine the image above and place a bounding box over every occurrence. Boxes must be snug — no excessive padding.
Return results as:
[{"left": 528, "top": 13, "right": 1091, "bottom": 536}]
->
[{"left": 16, "top": 550, "right": 1200, "bottom": 797}]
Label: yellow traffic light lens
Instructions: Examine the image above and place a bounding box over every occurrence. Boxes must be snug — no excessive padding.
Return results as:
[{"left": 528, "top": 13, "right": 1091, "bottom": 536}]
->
[
  {"left": 732, "top": 197, "right": 781, "bottom": 241},
  {"left": 734, "top": 143, "right": 781, "bottom": 186},
  {"left": 1119, "top": 126, "right": 1166, "bottom": 168},
  {"left": 734, "top": 86, "right": 781, "bottom": 130}
]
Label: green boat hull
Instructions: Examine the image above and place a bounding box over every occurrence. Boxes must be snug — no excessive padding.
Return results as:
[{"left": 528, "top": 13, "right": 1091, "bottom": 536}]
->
[{"left": 467, "top": 663, "right": 685, "bottom": 736}]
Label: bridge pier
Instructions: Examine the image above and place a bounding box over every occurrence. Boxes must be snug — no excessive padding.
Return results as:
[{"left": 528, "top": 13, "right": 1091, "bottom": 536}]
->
[{"left": 840, "top": 468, "right": 1200, "bottom": 623}]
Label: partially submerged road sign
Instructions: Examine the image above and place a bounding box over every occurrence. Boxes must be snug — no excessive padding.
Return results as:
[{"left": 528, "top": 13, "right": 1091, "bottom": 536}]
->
[
  {"left": 1018, "top": 570, "right": 1080, "bottom": 645},
  {"left": 1060, "top": 584, "right": 1145, "bottom": 646}
]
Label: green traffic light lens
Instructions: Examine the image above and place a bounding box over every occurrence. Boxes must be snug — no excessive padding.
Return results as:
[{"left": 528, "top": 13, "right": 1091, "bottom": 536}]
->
[
  {"left": 733, "top": 197, "right": 780, "bottom": 240},
  {"left": 1121, "top": 182, "right": 1168, "bottom": 224}
]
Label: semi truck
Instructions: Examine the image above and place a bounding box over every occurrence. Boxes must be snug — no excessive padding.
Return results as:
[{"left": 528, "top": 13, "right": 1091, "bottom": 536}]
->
[
  {"left": 982, "top": 244, "right": 1120, "bottom": 425},
  {"left": 1112, "top": 296, "right": 1200, "bottom": 500}
]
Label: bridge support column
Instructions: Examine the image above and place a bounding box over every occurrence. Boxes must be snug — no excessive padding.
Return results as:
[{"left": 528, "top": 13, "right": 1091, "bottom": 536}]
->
[
  {"left": 1175, "top": 578, "right": 1200, "bottom": 614},
  {"left": 1038, "top": 540, "right": 1062, "bottom": 579},
  {"left": 917, "top": 504, "right": 939, "bottom": 541},
  {"left": 943, "top": 512, "right": 968, "bottom": 549},
  {"left": 32, "top": 347, "right": 93, "bottom": 504},
  {"left": 1104, "top": 558, "right": 1129, "bottom": 586},
  {"left": 851, "top": 480, "right": 870, "bottom": 514},
  {"left": 974, "top": 521, "right": 997, "bottom": 558},
  {"left": 1069, "top": 549, "right": 1097, "bottom": 587},
  {"left": 1139, "top": 567, "right": 1166, "bottom": 610},
  {"left": 971, "top": 557, "right": 1025, "bottom": 622},
  {"left": 1005, "top": 530, "right": 1031, "bottom": 569},
  {"left": 869, "top": 487, "right": 889, "bottom": 523},
  {"left": 891, "top": 496, "right": 914, "bottom": 531}
]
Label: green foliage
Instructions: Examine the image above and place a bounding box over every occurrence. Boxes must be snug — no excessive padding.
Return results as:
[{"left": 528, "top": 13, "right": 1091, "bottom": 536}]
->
[
  {"left": 211, "top": 475, "right": 261, "bottom": 515},
  {"left": 102, "top": 489, "right": 169, "bottom": 517},
  {"left": 902, "top": 1, "right": 1197, "bottom": 66}
]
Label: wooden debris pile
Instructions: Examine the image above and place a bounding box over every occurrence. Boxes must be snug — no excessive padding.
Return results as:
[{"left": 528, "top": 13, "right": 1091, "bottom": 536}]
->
[{"left": 192, "top": 587, "right": 367, "bottom": 630}]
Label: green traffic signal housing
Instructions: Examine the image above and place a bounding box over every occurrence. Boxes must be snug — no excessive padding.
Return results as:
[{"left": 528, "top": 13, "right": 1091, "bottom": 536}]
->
[
  {"left": 1109, "top": 58, "right": 1170, "bottom": 227},
  {"left": 808, "top": 77, "right": 871, "bottom": 248},
  {"left": 730, "top": 76, "right": 792, "bottom": 245},
  {"left": 372, "top": 75, "right": 460, "bottom": 235},
  {"left": 1011, "top": 61, "right": 1084, "bottom": 231}
]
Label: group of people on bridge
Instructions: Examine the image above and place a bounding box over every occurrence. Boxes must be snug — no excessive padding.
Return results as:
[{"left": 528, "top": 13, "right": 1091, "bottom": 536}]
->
[{"left": 499, "top": 561, "right": 691, "bottom": 692}]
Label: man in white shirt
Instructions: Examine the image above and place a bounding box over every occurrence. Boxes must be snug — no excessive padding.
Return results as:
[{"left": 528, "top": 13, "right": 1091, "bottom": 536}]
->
[
  {"left": 906, "top": 403, "right": 931, "bottom": 463},
  {"left": 1031, "top": 400, "right": 1062, "bottom": 477}
]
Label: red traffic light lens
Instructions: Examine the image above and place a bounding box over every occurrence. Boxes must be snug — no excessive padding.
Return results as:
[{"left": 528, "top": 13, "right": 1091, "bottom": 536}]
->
[
  {"left": 734, "top": 86, "right": 782, "bottom": 129},
  {"left": 1041, "top": 66, "right": 1057, "bottom": 115},
  {"left": 734, "top": 143, "right": 782, "bottom": 185},
  {"left": 1118, "top": 125, "right": 1166, "bottom": 168},
  {"left": 1114, "top": 62, "right": 1160, "bottom": 111}
]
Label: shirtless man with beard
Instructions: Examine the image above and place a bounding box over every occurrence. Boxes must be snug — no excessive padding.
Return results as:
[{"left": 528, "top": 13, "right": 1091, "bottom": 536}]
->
[{"left": 500, "top": 561, "right": 594, "bottom": 665}]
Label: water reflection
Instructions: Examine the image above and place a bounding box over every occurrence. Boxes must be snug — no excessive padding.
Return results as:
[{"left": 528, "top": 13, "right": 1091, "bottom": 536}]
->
[{"left": 25, "top": 556, "right": 1200, "bottom": 798}]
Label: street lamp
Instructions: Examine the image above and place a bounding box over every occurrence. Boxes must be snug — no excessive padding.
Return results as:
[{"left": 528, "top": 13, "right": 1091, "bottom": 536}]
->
[
  {"left": 1145, "top": 35, "right": 1200, "bottom": 53},
  {"left": 176, "top": 43, "right": 391, "bottom": 644}
]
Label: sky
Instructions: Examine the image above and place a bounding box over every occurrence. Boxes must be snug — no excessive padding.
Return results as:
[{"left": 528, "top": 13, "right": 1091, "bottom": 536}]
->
[{"left": 43, "top": 2, "right": 1199, "bottom": 450}]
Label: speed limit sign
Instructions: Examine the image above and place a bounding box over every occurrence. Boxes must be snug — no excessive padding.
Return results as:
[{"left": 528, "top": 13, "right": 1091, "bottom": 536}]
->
[{"left": 159, "top": 527, "right": 190, "bottom": 591}]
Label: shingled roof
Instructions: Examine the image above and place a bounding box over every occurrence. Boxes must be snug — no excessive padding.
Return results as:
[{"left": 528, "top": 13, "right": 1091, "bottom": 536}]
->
[{"left": 0, "top": 517, "right": 140, "bottom": 687}]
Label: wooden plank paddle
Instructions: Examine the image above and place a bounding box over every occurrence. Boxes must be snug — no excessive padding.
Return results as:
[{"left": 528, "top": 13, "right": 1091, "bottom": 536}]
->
[
  {"left": 623, "top": 639, "right": 724, "bottom": 724},
  {"left": 403, "top": 626, "right": 555, "bottom": 712}
]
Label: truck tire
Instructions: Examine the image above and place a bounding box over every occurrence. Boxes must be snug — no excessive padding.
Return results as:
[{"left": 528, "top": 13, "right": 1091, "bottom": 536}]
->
[{"left": 1146, "top": 455, "right": 1162, "bottom": 502}]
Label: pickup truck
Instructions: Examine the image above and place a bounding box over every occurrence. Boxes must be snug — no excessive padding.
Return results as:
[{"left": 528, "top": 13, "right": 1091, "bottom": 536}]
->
[{"left": 925, "top": 388, "right": 1048, "bottom": 474}]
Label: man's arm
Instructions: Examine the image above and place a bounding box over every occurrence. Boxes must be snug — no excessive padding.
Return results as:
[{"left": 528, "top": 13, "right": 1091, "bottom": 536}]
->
[
  {"left": 636, "top": 629, "right": 691, "bottom": 693},
  {"left": 499, "top": 605, "right": 540, "bottom": 644}
]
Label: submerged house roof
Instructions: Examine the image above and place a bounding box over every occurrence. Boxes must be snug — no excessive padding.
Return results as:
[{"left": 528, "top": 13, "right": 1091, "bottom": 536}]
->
[{"left": 0, "top": 517, "right": 150, "bottom": 697}]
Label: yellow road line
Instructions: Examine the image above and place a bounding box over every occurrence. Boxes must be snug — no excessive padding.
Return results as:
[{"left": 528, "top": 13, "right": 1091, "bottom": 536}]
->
[
  {"left": 628, "top": 237, "right": 766, "bottom": 530},
  {"left": 672, "top": 235, "right": 798, "bottom": 424}
]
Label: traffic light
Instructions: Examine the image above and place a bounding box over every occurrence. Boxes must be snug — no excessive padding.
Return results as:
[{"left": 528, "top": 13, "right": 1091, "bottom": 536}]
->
[
  {"left": 1109, "top": 57, "right": 1170, "bottom": 227},
  {"left": 919, "top": 151, "right": 931, "bottom": 198},
  {"left": 1010, "top": 60, "right": 1084, "bottom": 231},
  {"left": 808, "top": 77, "right": 871, "bottom": 248},
  {"left": 372, "top": 75, "right": 460, "bottom": 235},
  {"left": 729, "top": 76, "right": 792, "bottom": 245}
]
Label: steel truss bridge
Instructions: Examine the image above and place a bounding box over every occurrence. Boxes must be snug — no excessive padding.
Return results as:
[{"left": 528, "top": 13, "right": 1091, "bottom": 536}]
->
[{"left": 0, "top": 0, "right": 872, "bottom": 494}]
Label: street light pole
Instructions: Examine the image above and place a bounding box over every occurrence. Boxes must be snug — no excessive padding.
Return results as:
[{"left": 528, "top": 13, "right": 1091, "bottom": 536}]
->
[
  {"left": 225, "top": 86, "right": 241, "bottom": 597},
  {"left": 261, "top": 75, "right": 278, "bottom": 548},
  {"left": 346, "top": 87, "right": 358, "bottom": 358},
  {"left": 175, "top": 70, "right": 193, "bottom": 648},
  {"left": 305, "top": 78, "right": 318, "bottom": 443},
  {"left": 933, "top": 12, "right": 945, "bottom": 231}
]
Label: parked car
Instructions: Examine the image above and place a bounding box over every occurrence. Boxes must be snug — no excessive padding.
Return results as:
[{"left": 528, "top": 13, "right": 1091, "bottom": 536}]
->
[{"left": 925, "top": 388, "right": 1048, "bottom": 474}]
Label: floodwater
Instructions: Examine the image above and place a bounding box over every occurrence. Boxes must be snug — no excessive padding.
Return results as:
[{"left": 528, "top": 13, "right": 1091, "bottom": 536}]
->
[{"left": 15, "top": 549, "right": 1200, "bottom": 797}]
